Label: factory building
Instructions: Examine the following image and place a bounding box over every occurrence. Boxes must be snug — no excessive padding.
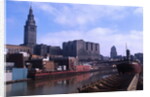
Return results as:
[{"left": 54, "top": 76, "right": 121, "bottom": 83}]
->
[{"left": 63, "top": 40, "right": 100, "bottom": 61}]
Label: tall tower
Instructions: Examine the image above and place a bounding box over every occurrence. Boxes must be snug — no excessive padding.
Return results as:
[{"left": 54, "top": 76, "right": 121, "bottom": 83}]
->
[
  {"left": 24, "top": 6, "right": 37, "bottom": 50},
  {"left": 110, "top": 45, "right": 117, "bottom": 59}
]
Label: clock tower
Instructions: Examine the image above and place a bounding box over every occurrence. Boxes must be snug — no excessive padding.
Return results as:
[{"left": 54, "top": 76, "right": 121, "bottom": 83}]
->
[{"left": 23, "top": 6, "right": 37, "bottom": 50}]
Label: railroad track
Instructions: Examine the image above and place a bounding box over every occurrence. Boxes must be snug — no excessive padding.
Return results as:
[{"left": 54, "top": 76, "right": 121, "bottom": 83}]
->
[{"left": 77, "top": 73, "right": 140, "bottom": 93}]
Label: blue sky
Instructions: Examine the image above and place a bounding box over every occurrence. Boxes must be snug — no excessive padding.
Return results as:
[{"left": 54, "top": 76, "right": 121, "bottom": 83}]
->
[{"left": 6, "top": 0, "right": 143, "bottom": 56}]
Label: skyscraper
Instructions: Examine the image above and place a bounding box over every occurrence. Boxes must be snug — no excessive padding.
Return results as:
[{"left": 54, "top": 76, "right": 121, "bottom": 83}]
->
[
  {"left": 110, "top": 45, "right": 117, "bottom": 59},
  {"left": 23, "top": 6, "right": 37, "bottom": 50}
]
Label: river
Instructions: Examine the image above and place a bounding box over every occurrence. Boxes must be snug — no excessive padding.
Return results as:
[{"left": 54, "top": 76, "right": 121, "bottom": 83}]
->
[{"left": 6, "top": 70, "right": 116, "bottom": 96}]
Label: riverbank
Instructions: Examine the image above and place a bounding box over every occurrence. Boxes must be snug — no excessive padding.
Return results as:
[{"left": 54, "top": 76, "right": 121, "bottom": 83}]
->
[{"left": 6, "top": 78, "right": 31, "bottom": 84}]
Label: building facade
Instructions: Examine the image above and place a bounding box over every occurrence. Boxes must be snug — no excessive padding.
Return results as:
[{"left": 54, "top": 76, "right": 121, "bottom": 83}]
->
[
  {"left": 110, "top": 46, "right": 117, "bottom": 59},
  {"left": 47, "top": 46, "right": 62, "bottom": 55},
  {"left": 34, "top": 44, "right": 62, "bottom": 56},
  {"left": 6, "top": 44, "right": 31, "bottom": 54},
  {"left": 63, "top": 40, "right": 100, "bottom": 61},
  {"left": 134, "top": 53, "right": 143, "bottom": 64},
  {"left": 34, "top": 44, "right": 48, "bottom": 57}
]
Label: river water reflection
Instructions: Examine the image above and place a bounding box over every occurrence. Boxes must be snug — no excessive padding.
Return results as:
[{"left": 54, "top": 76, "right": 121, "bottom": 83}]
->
[{"left": 6, "top": 71, "right": 114, "bottom": 96}]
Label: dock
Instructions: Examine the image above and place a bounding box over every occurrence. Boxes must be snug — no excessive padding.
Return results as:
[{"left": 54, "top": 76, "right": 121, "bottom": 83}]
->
[{"left": 77, "top": 73, "right": 142, "bottom": 92}]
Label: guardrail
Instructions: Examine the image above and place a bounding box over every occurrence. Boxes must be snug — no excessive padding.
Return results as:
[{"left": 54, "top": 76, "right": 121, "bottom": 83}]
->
[{"left": 127, "top": 73, "right": 139, "bottom": 90}]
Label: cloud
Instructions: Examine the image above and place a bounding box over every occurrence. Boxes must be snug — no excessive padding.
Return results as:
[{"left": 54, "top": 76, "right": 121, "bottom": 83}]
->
[
  {"left": 32, "top": 3, "right": 143, "bottom": 56},
  {"left": 33, "top": 3, "right": 134, "bottom": 27},
  {"left": 38, "top": 27, "right": 143, "bottom": 56},
  {"left": 133, "top": 7, "right": 143, "bottom": 15},
  {"left": 33, "top": 3, "right": 56, "bottom": 14},
  {"left": 112, "top": 30, "right": 143, "bottom": 55}
]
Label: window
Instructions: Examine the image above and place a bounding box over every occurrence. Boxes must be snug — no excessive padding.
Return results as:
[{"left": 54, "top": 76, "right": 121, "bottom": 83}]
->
[
  {"left": 86, "top": 43, "right": 88, "bottom": 50},
  {"left": 91, "top": 43, "right": 93, "bottom": 51},
  {"left": 95, "top": 44, "right": 97, "bottom": 51}
]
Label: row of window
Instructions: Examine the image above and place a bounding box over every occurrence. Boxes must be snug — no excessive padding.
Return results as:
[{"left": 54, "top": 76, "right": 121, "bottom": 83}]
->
[
  {"left": 6, "top": 48, "right": 29, "bottom": 53},
  {"left": 63, "top": 43, "right": 99, "bottom": 51},
  {"left": 86, "top": 43, "right": 98, "bottom": 51}
]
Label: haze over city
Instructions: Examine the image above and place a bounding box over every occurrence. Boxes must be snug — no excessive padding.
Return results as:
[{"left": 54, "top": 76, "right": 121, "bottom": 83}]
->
[{"left": 6, "top": 0, "right": 143, "bottom": 56}]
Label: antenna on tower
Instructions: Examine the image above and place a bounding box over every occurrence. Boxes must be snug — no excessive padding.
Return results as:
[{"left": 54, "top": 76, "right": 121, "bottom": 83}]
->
[
  {"left": 125, "top": 43, "right": 128, "bottom": 50},
  {"left": 29, "top": 2, "right": 32, "bottom": 9}
]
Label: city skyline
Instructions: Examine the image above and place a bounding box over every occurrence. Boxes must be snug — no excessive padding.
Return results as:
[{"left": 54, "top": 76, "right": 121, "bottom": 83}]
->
[{"left": 6, "top": 0, "right": 143, "bottom": 56}]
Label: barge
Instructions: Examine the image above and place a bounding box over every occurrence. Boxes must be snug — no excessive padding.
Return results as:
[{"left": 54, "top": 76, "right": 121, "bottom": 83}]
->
[{"left": 27, "top": 65, "right": 100, "bottom": 79}]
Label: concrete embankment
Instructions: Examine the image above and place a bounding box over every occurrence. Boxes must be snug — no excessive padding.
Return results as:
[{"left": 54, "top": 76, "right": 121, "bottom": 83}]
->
[{"left": 127, "top": 73, "right": 139, "bottom": 90}]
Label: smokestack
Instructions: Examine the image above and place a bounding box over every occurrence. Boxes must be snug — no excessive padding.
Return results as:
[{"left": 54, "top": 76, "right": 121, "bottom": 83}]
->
[{"left": 125, "top": 43, "right": 130, "bottom": 61}]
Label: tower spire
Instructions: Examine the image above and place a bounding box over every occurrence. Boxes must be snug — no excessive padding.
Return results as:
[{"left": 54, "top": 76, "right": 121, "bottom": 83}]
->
[
  {"left": 30, "top": 2, "right": 32, "bottom": 8},
  {"left": 26, "top": 5, "right": 35, "bottom": 26},
  {"left": 29, "top": 2, "right": 33, "bottom": 14}
]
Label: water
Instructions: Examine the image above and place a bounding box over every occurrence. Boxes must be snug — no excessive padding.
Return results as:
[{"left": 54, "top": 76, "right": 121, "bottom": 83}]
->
[{"left": 6, "top": 71, "right": 116, "bottom": 96}]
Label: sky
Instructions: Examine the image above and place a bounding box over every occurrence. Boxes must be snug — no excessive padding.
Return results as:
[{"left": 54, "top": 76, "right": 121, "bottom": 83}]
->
[{"left": 6, "top": 0, "right": 143, "bottom": 56}]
